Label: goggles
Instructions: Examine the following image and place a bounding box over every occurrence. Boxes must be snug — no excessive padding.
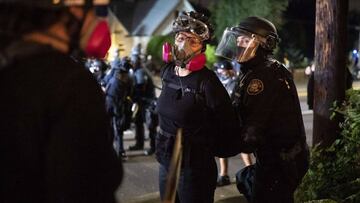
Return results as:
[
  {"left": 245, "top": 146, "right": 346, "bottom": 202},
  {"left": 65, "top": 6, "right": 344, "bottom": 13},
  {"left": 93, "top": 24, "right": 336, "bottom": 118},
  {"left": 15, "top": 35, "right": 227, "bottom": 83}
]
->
[
  {"left": 172, "top": 15, "right": 209, "bottom": 41},
  {"left": 175, "top": 33, "right": 202, "bottom": 47}
]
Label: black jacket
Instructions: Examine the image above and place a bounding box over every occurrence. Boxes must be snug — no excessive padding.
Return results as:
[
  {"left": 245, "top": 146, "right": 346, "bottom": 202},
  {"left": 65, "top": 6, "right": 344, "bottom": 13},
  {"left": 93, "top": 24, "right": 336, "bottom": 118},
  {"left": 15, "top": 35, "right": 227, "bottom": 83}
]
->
[
  {"left": 156, "top": 64, "right": 240, "bottom": 164},
  {"left": 0, "top": 42, "right": 122, "bottom": 203},
  {"left": 233, "top": 53, "right": 308, "bottom": 162},
  {"left": 105, "top": 70, "right": 133, "bottom": 117}
]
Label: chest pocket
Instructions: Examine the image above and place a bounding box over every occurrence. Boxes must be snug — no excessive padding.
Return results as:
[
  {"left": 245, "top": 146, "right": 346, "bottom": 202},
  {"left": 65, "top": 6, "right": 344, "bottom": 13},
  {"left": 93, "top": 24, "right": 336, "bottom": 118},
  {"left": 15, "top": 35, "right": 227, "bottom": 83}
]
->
[
  {"left": 161, "top": 65, "right": 206, "bottom": 106},
  {"left": 160, "top": 65, "right": 208, "bottom": 128}
]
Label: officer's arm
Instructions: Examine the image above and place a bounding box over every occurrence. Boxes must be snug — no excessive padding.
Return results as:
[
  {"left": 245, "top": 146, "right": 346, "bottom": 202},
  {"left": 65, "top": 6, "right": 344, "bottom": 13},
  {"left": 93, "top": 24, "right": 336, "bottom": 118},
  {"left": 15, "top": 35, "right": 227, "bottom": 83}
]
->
[
  {"left": 204, "top": 73, "right": 241, "bottom": 157},
  {"left": 239, "top": 70, "right": 281, "bottom": 153}
]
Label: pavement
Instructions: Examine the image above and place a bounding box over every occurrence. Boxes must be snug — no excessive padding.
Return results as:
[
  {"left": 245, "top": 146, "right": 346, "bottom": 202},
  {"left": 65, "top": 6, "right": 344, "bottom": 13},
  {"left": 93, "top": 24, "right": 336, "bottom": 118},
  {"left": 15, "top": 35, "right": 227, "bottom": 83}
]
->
[{"left": 115, "top": 79, "right": 360, "bottom": 203}]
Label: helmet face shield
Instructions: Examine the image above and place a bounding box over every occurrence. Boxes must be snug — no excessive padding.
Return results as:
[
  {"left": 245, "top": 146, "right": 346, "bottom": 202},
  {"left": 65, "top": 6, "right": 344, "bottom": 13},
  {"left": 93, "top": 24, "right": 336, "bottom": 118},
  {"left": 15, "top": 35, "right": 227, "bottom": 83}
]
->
[
  {"left": 172, "top": 15, "right": 209, "bottom": 41},
  {"left": 215, "top": 27, "right": 261, "bottom": 63}
]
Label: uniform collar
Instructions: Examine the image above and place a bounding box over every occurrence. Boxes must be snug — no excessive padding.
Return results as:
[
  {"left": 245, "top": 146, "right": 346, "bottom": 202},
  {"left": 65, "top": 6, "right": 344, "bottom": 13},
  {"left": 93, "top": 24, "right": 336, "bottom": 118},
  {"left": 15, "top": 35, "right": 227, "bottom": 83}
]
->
[{"left": 240, "top": 54, "right": 268, "bottom": 74}]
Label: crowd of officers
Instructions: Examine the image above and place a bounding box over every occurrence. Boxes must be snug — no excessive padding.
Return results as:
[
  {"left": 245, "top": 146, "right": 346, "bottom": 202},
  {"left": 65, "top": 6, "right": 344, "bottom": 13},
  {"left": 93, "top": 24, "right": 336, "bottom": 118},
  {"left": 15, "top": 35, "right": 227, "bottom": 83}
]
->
[{"left": 85, "top": 52, "right": 158, "bottom": 158}]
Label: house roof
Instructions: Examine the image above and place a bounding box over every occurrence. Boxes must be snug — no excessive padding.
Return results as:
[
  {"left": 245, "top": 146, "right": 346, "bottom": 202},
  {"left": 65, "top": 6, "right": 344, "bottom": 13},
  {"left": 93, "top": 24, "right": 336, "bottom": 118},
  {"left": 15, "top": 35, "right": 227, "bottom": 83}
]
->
[
  {"left": 132, "top": 0, "right": 180, "bottom": 36},
  {"left": 110, "top": 0, "right": 182, "bottom": 36},
  {"left": 109, "top": 0, "right": 136, "bottom": 33}
]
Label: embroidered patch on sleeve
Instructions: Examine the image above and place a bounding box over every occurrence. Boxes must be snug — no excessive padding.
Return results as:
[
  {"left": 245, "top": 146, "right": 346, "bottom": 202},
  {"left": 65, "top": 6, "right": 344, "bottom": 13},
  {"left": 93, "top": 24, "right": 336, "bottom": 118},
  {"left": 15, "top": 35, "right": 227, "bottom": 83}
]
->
[{"left": 247, "top": 79, "right": 264, "bottom": 95}]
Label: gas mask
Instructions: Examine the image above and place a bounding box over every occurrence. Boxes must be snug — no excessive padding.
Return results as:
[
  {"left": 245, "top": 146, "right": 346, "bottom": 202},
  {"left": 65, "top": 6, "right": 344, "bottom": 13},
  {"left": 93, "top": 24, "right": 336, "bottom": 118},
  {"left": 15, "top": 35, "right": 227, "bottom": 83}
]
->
[
  {"left": 80, "top": 19, "right": 111, "bottom": 58},
  {"left": 67, "top": 5, "right": 111, "bottom": 59},
  {"left": 173, "top": 40, "right": 194, "bottom": 61},
  {"left": 162, "top": 42, "right": 206, "bottom": 72}
]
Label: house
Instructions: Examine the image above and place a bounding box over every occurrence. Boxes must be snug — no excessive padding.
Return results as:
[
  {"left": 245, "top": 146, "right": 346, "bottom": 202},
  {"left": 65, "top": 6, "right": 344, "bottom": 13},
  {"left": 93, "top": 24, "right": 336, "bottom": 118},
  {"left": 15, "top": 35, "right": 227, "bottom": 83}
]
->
[{"left": 108, "top": 0, "right": 194, "bottom": 59}]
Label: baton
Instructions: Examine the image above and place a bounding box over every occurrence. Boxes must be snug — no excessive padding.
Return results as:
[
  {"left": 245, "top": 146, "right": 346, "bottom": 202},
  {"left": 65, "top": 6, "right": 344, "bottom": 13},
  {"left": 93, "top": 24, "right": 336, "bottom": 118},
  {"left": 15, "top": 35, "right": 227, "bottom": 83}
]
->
[{"left": 163, "top": 128, "right": 183, "bottom": 203}]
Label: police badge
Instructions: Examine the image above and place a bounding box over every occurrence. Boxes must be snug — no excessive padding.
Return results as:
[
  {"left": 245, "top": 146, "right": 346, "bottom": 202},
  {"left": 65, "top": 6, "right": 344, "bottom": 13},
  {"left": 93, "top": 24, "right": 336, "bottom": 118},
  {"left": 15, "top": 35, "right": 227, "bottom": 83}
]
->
[{"left": 247, "top": 79, "right": 264, "bottom": 95}]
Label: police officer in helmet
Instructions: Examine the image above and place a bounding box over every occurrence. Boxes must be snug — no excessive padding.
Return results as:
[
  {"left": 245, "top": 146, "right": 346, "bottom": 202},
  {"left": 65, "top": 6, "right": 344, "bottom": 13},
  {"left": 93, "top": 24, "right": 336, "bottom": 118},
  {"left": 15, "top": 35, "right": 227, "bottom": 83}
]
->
[
  {"left": 128, "top": 51, "right": 156, "bottom": 152},
  {"left": 214, "top": 60, "right": 237, "bottom": 95},
  {"left": 0, "top": 1, "right": 122, "bottom": 202},
  {"left": 216, "top": 16, "right": 310, "bottom": 203},
  {"left": 105, "top": 56, "right": 133, "bottom": 158}
]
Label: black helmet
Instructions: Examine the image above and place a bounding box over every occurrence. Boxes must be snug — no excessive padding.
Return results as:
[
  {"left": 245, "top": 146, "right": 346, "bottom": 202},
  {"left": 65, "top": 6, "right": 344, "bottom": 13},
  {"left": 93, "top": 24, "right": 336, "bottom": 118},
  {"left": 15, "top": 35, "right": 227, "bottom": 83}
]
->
[
  {"left": 172, "top": 11, "right": 214, "bottom": 43},
  {"left": 215, "top": 16, "right": 279, "bottom": 63},
  {"left": 0, "top": 0, "right": 109, "bottom": 7},
  {"left": 237, "top": 16, "right": 279, "bottom": 50},
  {"left": 214, "top": 60, "right": 233, "bottom": 71},
  {"left": 120, "top": 56, "right": 133, "bottom": 73}
]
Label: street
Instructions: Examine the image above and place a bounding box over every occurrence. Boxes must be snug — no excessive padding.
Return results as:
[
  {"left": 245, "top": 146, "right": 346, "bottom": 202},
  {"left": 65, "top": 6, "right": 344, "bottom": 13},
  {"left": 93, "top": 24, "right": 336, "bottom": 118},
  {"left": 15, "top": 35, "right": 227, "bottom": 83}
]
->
[{"left": 115, "top": 81, "right": 359, "bottom": 203}]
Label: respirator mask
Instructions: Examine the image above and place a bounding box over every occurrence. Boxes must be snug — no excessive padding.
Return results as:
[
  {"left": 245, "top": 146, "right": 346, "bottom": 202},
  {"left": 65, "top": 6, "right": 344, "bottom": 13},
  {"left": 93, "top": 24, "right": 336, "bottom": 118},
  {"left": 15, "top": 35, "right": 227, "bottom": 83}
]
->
[
  {"left": 79, "top": 5, "right": 111, "bottom": 58},
  {"left": 162, "top": 32, "right": 207, "bottom": 72}
]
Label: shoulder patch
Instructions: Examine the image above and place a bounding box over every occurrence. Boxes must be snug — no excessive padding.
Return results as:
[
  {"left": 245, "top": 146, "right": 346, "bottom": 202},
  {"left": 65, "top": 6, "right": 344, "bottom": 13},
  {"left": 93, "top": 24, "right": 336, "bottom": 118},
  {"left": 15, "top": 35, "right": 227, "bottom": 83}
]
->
[{"left": 247, "top": 79, "right": 264, "bottom": 95}]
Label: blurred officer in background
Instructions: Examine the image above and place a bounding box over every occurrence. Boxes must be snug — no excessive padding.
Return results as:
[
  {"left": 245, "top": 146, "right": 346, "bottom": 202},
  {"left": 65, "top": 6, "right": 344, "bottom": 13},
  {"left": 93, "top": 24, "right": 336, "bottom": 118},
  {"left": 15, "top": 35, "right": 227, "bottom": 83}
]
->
[
  {"left": 105, "top": 57, "right": 133, "bottom": 159},
  {"left": 85, "top": 58, "right": 109, "bottom": 85},
  {"left": 216, "top": 16, "right": 309, "bottom": 203},
  {"left": 128, "top": 53, "right": 156, "bottom": 152},
  {"left": 0, "top": 0, "right": 122, "bottom": 202},
  {"left": 144, "top": 98, "right": 158, "bottom": 155}
]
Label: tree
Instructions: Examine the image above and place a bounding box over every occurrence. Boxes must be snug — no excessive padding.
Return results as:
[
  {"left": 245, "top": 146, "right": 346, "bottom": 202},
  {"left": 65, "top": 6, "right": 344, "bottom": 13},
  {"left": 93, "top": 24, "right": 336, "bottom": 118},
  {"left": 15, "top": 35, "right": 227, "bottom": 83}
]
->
[
  {"left": 313, "top": 0, "right": 349, "bottom": 147},
  {"left": 210, "top": 0, "right": 288, "bottom": 41}
]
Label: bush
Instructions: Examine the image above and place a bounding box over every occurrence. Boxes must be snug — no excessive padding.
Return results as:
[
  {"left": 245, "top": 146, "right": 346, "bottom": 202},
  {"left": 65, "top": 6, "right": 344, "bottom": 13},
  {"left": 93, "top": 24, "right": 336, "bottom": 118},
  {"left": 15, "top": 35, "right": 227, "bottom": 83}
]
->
[
  {"left": 205, "top": 44, "right": 216, "bottom": 69},
  {"left": 146, "top": 35, "right": 174, "bottom": 65},
  {"left": 295, "top": 89, "right": 360, "bottom": 203}
]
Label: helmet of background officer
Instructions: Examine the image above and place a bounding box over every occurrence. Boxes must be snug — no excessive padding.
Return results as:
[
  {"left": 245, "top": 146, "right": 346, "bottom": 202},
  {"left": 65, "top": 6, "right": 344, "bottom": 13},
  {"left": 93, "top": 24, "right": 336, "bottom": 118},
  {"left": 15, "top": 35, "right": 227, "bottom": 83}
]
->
[
  {"left": 172, "top": 11, "right": 214, "bottom": 61},
  {"left": 119, "top": 56, "right": 133, "bottom": 73},
  {"left": 0, "top": 0, "right": 111, "bottom": 59},
  {"left": 214, "top": 60, "right": 235, "bottom": 79},
  {"left": 215, "top": 16, "right": 279, "bottom": 63},
  {"left": 131, "top": 54, "right": 142, "bottom": 70}
]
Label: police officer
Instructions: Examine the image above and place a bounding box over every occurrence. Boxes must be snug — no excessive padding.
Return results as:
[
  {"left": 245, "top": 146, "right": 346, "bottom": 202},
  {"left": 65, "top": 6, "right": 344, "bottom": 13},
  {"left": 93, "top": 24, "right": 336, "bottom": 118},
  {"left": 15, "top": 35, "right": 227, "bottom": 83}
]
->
[
  {"left": 216, "top": 16, "right": 310, "bottom": 203},
  {"left": 214, "top": 60, "right": 237, "bottom": 95},
  {"left": 128, "top": 54, "right": 156, "bottom": 151},
  {"left": 86, "top": 58, "right": 109, "bottom": 85},
  {"left": 156, "top": 11, "right": 239, "bottom": 202},
  {"left": 144, "top": 99, "right": 158, "bottom": 155},
  {"left": 0, "top": 1, "right": 122, "bottom": 202},
  {"left": 105, "top": 57, "right": 133, "bottom": 158}
]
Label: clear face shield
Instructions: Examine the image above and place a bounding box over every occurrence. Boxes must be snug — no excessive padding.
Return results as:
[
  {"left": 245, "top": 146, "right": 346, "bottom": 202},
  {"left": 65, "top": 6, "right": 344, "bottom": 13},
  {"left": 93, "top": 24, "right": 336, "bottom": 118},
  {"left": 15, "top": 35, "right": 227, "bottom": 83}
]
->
[{"left": 215, "top": 28, "right": 262, "bottom": 63}]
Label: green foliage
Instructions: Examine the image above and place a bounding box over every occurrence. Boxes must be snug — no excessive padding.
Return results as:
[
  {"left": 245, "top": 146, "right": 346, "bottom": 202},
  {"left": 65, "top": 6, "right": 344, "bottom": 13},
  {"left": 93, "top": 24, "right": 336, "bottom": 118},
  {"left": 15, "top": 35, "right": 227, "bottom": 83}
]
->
[
  {"left": 205, "top": 44, "right": 216, "bottom": 69},
  {"left": 146, "top": 35, "right": 174, "bottom": 65},
  {"left": 295, "top": 89, "right": 360, "bottom": 203},
  {"left": 210, "top": 0, "right": 288, "bottom": 41},
  {"left": 280, "top": 44, "right": 310, "bottom": 69}
]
